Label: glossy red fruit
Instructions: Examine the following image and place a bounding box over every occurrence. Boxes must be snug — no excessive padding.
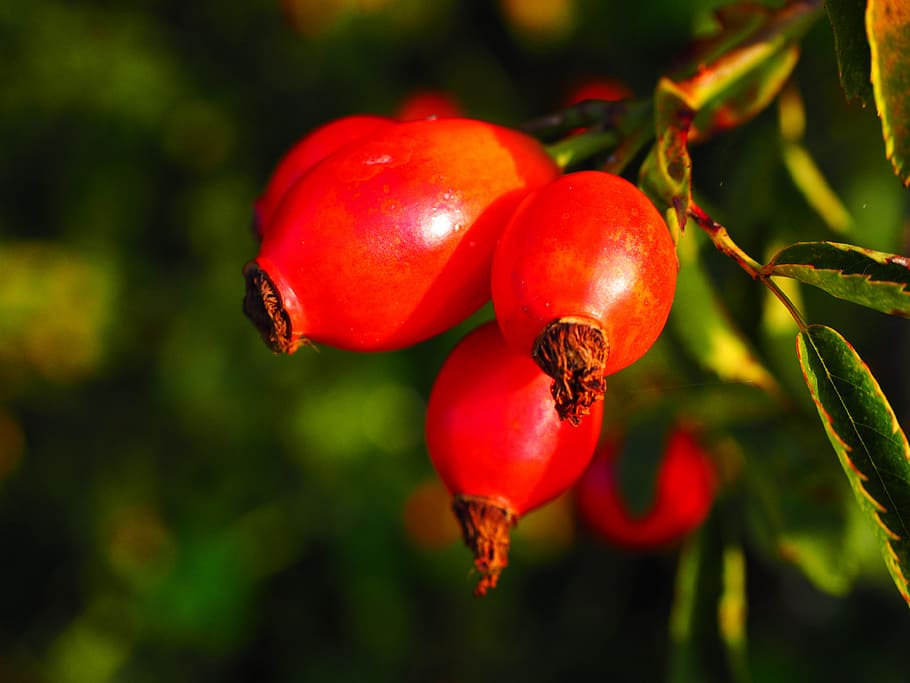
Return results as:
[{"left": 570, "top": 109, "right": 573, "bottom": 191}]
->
[
  {"left": 396, "top": 90, "right": 463, "bottom": 121},
  {"left": 244, "top": 118, "right": 559, "bottom": 353},
  {"left": 575, "top": 428, "right": 716, "bottom": 548},
  {"left": 426, "top": 321, "right": 603, "bottom": 595},
  {"left": 253, "top": 115, "right": 396, "bottom": 240},
  {"left": 491, "top": 170, "right": 678, "bottom": 424}
]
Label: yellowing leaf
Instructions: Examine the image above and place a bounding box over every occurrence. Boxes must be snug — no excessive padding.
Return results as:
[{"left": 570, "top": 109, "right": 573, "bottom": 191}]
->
[
  {"left": 867, "top": 0, "right": 910, "bottom": 184},
  {"left": 826, "top": 0, "right": 874, "bottom": 104}
]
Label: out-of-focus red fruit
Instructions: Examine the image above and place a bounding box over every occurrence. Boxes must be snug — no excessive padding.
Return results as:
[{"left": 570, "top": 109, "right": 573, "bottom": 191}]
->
[
  {"left": 575, "top": 428, "right": 716, "bottom": 549},
  {"left": 562, "top": 77, "right": 632, "bottom": 135},
  {"left": 396, "top": 91, "right": 464, "bottom": 121},
  {"left": 564, "top": 77, "right": 633, "bottom": 106}
]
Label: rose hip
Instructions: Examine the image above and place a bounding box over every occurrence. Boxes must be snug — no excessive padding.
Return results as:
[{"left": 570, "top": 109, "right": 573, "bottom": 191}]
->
[
  {"left": 426, "top": 321, "right": 603, "bottom": 595},
  {"left": 492, "top": 171, "right": 678, "bottom": 424}
]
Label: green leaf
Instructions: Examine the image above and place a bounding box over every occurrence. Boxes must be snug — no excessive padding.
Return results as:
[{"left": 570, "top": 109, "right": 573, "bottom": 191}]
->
[
  {"left": 691, "top": 44, "right": 799, "bottom": 142},
  {"left": 826, "top": 0, "right": 874, "bottom": 105},
  {"left": 676, "top": 2, "right": 822, "bottom": 103},
  {"left": 867, "top": 0, "right": 910, "bottom": 185},
  {"left": 677, "top": 3, "right": 801, "bottom": 141},
  {"left": 781, "top": 143, "right": 854, "bottom": 234},
  {"left": 718, "top": 544, "right": 749, "bottom": 682},
  {"left": 778, "top": 86, "right": 854, "bottom": 234},
  {"left": 671, "top": 227, "right": 782, "bottom": 395},
  {"left": 675, "top": 2, "right": 772, "bottom": 80},
  {"left": 616, "top": 408, "right": 677, "bottom": 517},
  {"left": 669, "top": 511, "right": 749, "bottom": 683},
  {"left": 640, "top": 2, "right": 823, "bottom": 240},
  {"left": 743, "top": 423, "right": 861, "bottom": 595},
  {"left": 674, "top": 0, "right": 822, "bottom": 109},
  {"left": 765, "top": 241, "right": 910, "bottom": 317},
  {"left": 673, "top": 383, "right": 780, "bottom": 428},
  {"left": 639, "top": 78, "right": 694, "bottom": 243},
  {"left": 796, "top": 325, "right": 910, "bottom": 606},
  {"left": 669, "top": 530, "right": 714, "bottom": 683}
]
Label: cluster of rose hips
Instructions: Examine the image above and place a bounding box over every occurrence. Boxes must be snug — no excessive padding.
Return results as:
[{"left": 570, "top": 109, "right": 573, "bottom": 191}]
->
[{"left": 243, "top": 105, "right": 715, "bottom": 595}]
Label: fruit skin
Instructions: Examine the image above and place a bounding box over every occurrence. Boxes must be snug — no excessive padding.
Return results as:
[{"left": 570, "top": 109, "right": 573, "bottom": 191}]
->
[
  {"left": 493, "top": 170, "right": 677, "bottom": 373},
  {"left": 253, "top": 115, "right": 396, "bottom": 240},
  {"left": 427, "top": 321, "right": 603, "bottom": 515},
  {"left": 491, "top": 170, "right": 678, "bottom": 423},
  {"left": 244, "top": 118, "right": 560, "bottom": 353},
  {"left": 426, "top": 321, "right": 603, "bottom": 594},
  {"left": 255, "top": 101, "right": 463, "bottom": 240},
  {"left": 575, "top": 428, "right": 716, "bottom": 549}
]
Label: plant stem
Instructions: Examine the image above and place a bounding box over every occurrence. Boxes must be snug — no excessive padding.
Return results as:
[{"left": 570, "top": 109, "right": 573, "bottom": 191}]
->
[
  {"left": 544, "top": 130, "right": 619, "bottom": 171},
  {"left": 522, "top": 100, "right": 629, "bottom": 138},
  {"left": 533, "top": 100, "right": 654, "bottom": 172},
  {"left": 603, "top": 119, "right": 653, "bottom": 175},
  {"left": 688, "top": 203, "right": 808, "bottom": 331}
]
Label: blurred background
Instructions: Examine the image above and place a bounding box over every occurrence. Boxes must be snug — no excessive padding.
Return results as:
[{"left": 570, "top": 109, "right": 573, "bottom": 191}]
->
[{"left": 2, "top": 0, "right": 910, "bottom": 681}]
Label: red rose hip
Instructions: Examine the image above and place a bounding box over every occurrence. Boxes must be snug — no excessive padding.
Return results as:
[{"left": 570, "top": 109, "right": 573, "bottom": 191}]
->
[
  {"left": 491, "top": 171, "right": 678, "bottom": 424},
  {"left": 253, "top": 115, "right": 396, "bottom": 240},
  {"left": 576, "top": 427, "right": 716, "bottom": 549},
  {"left": 426, "top": 321, "right": 603, "bottom": 595},
  {"left": 244, "top": 118, "right": 560, "bottom": 353}
]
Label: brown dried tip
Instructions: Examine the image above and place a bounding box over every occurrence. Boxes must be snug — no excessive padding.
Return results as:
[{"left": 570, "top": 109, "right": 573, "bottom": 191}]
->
[
  {"left": 531, "top": 316, "right": 608, "bottom": 426},
  {"left": 452, "top": 495, "right": 518, "bottom": 597},
  {"left": 243, "top": 262, "right": 298, "bottom": 353}
]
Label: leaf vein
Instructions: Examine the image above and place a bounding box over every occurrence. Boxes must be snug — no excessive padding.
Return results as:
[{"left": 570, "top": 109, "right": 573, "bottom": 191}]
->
[{"left": 807, "top": 330, "right": 910, "bottom": 545}]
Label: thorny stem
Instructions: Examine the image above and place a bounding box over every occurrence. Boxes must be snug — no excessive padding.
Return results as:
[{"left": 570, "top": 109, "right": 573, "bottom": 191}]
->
[{"left": 688, "top": 203, "right": 808, "bottom": 331}]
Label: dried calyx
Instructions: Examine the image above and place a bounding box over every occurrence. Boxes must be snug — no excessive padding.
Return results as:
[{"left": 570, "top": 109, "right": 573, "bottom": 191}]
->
[
  {"left": 452, "top": 495, "right": 518, "bottom": 597},
  {"left": 532, "top": 316, "right": 608, "bottom": 425},
  {"left": 243, "top": 263, "right": 298, "bottom": 354}
]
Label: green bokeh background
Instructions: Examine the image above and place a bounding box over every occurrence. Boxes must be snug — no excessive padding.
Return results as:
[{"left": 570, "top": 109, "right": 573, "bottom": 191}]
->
[{"left": 2, "top": 1, "right": 909, "bottom": 681}]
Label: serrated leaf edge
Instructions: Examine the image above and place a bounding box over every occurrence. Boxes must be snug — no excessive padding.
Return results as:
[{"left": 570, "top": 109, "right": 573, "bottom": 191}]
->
[
  {"left": 767, "top": 241, "right": 910, "bottom": 270},
  {"left": 797, "top": 326, "right": 910, "bottom": 603},
  {"left": 765, "top": 242, "right": 910, "bottom": 316},
  {"left": 866, "top": 0, "right": 910, "bottom": 185}
]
